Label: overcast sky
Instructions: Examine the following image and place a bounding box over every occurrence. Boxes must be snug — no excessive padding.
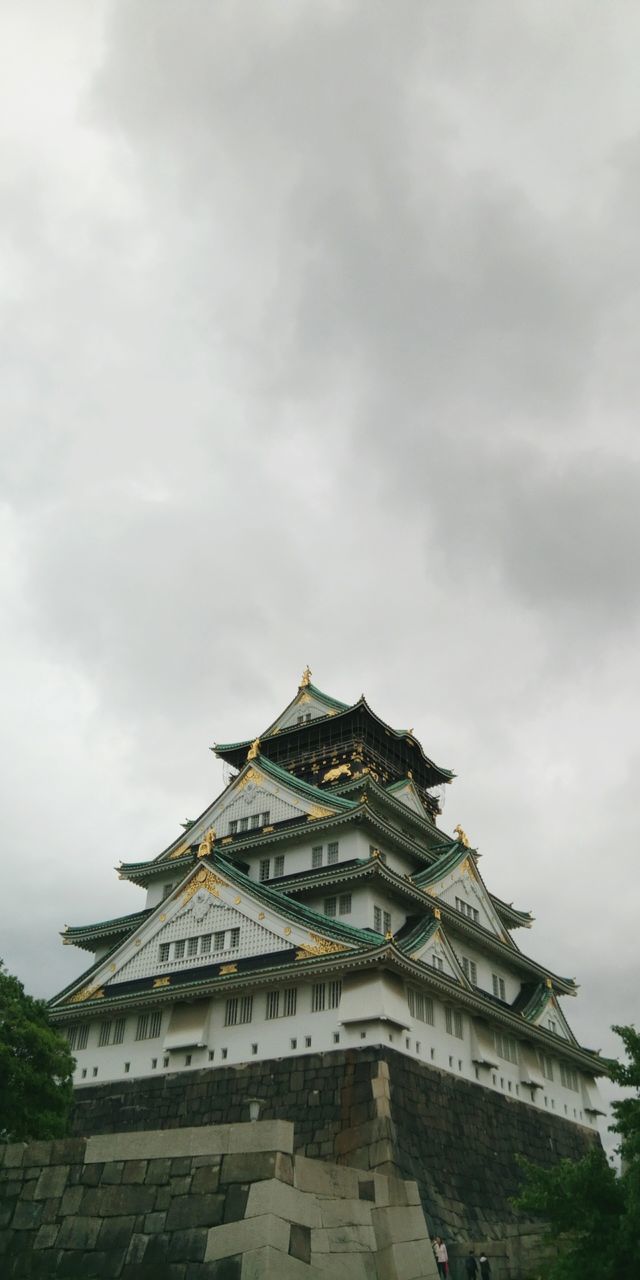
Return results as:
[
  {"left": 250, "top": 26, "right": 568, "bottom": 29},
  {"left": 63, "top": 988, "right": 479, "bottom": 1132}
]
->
[{"left": 1, "top": 2, "right": 638, "bottom": 1131}]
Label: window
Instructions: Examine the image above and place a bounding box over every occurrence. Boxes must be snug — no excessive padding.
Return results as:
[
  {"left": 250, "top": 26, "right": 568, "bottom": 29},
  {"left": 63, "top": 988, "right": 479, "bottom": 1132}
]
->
[
  {"left": 560, "top": 1063, "right": 579, "bottom": 1092},
  {"left": 229, "top": 928, "right": 240, "bottom": 949},
  {"left": 328, "top": 980, "right": 342, "bottom": 1009},
  {"left": 214, "top": 931, "right": 225, "bottom": 950},
  {"left": 284, "top": 987, "right": 297, "bottom": 1016},
  {"left": 81, "top": 1068, "right": 87, "bottom": 1079},
  {"left": 151, "top": 1058, "right": 158, "bottom": 1070},
  {"left": 327, "top": 842, "right": 339, "bottom": 864},
  {"left": 112, "top": 1019, "right": 126, "bottom": 1045},
  {"left": 548, "top": 1018, "right": 558, "bottom": 1033},
  {"left": 274, "top": 856, "right": 285, "bottom": 878},
  {"left": 445, "top": 1008, "right": 464, "bottom": 1039},
  {"left": 200, "top": 934, "right": 211, "bottom": 954},
  {"left": 159, "top": 943, "right": 170, "bottom": 963},
  {"left": 492, "top": 974, "right": 506, "bottom": 1000},
  {"left": 174, "top": 940, "right": 185, "bottom": 960},
  {"left": 339, "top": 894, "right": 352, "bottom": 915},
  {"left": 149, "top": 1012, "right": 162, "bottom": 1038},
  {"left": 537, "top": 1051, "right": 554, "bottom": 1081},
  {"left": 163, "top": 1056, "right": 169, "bottom": 1068},
  {"left": 383, "top": 911, "right": 391, "bottom": 934},
  {"left": 261, "top": 811, "right": 270, "bottom": 826},
  {"left": 455, "top": 896, "right": 479, "bottom": 923},
  {"left": 239, "top": 817, "right": 249, "bottom": 832},
  {"left": 250, "top": 814, "right": 260, "bottom": 829},
  {"left": 461, "top": 957, "right": 477, "bottom": 984},
  {"left": 187, "top": 937, "right": 198, "bottom": 957},
  {"left": 312, "top": 983, "right": 326, "bottom": 1012},
  {"left": 229, "top": 819, "right": 238, "bottom": 835},
  {"left": 135, "top": 1015, "right": 149, "bottom": 1041},
  {"left": 333, "top": 1032, "right": 340, "bottom": 1044},
  {"left": 407, "top": 989, "right": 434, "bottom": 1026},
  {"left": 68, "top": 1024, "right": 89, "bottom": 1052},
  {"left": 290, "top": 1038, "right": 298, "bottom": 1050},
  {"left": 221, "top": 1048, "right": 228, "bottom": 1060},
  {"left": 305, "top": 1036, "right": 312, "bottom": 1048},
  {"left": 266, "top": 991, "right": 280, "bottom": 1020},
  {"left": 324, "top": 897, "right": 337, "bottom": 917},
  {"left": 124, "top": 1062, "right": 130, "bottom": 1073},
  {"left": 225, "top": 996, "right": 253, "bottom": 1026},
  {"left": 259, "top": 858, "right": 271, "bottom": 883},
  {"left": 374, "top": 906, "right": 382, "bottom": 932},
  {"left": 432, "top": 955, "right": 444, "bottom": 972},
  {"left": 494, "top": 1031, "right": 518, "bottom": 1064},
  {"left": 312, "top": 846, "right": 323, "bottom": 869},
  {"left": 185, "top": 1054, "right": 192, "bottom": 1066},
  {"left": 251, "top": 1044, "right": 258, "bottom": 1055},
  {"left": 98, "top": 1022, "right": 112, "bottom": 1048},
  {"left": 162, "top": 883, "right": 174, "bottom": 901}
]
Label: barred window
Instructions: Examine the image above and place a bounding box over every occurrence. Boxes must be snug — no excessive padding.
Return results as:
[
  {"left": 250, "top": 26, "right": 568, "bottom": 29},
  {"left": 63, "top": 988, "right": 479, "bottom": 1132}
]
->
[
  {"left": 328, "top": 980, "right": 342, "bottom": 1009},
  {"left": 225, "top": 998, "right": 238, "bottom": 1026},
  {"left": 149, "top": 1012, "right": 162, "bottom": 1039},
  {"left": 324, "top": 897, "right": 337, "bottom": 917},
  {"left": 187, "top": 937, "right": 198, "bottom": 957},
  {"left": 339, "top": 894, "right": 351, "bottom": 915},
  {"left": 274, "top": 855, "right": 285, "bottom": 877},
  {"left": 261, "top": 812, "right": 270, "bottom": 826},
  {"left": 68, "top": 1024, "right": 89, "bottom": 1052},
  {"left": 200, "top": 934, "right": 211, "bottom": 954},
  {"left": 214, "top": 931, "right": 225, "bottom": 950},
  {"left": 408, "top": 989, "right": 434, "bottom": 1026},
  {"left": 135, "top": 1014, "right": 149, "bottom": 1041},
  {"left": 312, "top": 983, "right": 326, "bottom": 1012},
  {"left": 283, "top": 987, "right": 297, "bottom": 1016},
  {"left": 98, "top": 1021, "right": 112, "bottom": 1048},
  {"left": 560, "top": 1063, "right": 579, "bottom": 1091},
  {"left": 259, "top": 858, "right": 271, "bottom": 882},
  {"left": 537, "top": 1051, "right": 554, "bottom": 1081},
  {"left": 226, "top": 995, "right": 252, "bottom": 1026},
  {"left": 266, "top": 991, "right": 280, "bottom": 1020},
  {"left": 229, "top": 819, "right": 238, "bottom": 834},
  {"left": 461, "top": 957, "right": 477, "bottom": 984},
  {"left": 494, "top": 1031, "right": 518, "bottom": 1064},
  {"left": 492, "top": 974, "right": 506, "bottom": 1000},
  {"left": 374, "top": 906, "right": 382, "bottom": 932},
  {"left": 159, "top": 943, "right": 170, "bottom": 962},
  {"left": 383, "top": 911, "right": 391, "bottom": 934},
  {"left": 445, "top": 1008, "right": 464, "bottom": 1039},
  {"left": 455, "top": 896, "right": 479, "bottom": 924},
  {"left": 112, "top": 1019, "right": 126, "bottom": 1045},
  {"left": 229, "top": 928, "right": 240, "bottom": 949},
  {"left": 162, "top": 883, "right": 174, "bottom": 901},
  {"left": 174, "top": 940, "right": 185, "bottom": 960},
  {"left": 312, "top": 846, "right": 323, "bottom": 869},
  {"left": 327, "top": 842, "right": 339, "bottom": 864},
  {"left": 432, "top": 955, "right": 444, "bottom": 972}
]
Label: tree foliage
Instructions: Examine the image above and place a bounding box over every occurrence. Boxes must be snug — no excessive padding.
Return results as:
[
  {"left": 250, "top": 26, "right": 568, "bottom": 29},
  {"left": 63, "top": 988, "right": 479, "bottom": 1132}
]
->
[
  {"left": 0, "top": 962, "right": 74, "bottom": 1142},
  {"left": 515, "top": 1024, "right": 640, "bottom": 1280}
]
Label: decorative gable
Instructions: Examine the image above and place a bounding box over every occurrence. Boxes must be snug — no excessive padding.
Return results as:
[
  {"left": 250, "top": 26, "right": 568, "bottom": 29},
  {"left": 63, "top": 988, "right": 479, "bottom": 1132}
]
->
[
  {"left": 55, "top": 862, "right": 355, "bottom": 1006},
  {"left": 529, "top": 989, "right": 576, "bottom": 1043},
  {"left": 387, "top": 780, "right": 430, "bottom": 818},
  {"left": 434, "top": 857, "right": 511, "bottom": 943},
  {"left": 408, "top": 924, "right": 466, "bottom": 984},
  {"left": 267, "top": 689, "right": 338, "bottom": 734}
]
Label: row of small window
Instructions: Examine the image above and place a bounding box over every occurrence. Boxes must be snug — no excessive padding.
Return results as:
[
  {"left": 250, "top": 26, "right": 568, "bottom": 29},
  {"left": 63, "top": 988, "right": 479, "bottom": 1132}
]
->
[
  {"left": 259, "top": 856, "right": 285, "bottom": 882},
  {"left": 537, "top": 1051, "right": 579, "bottom": 1091},
  {"left": 312, "top": 842, "right": 339, "bottom": 868},
  {"left": 159, "top": 929, "right": 240, "bottom": 963},
  {"left": 324, "top": 894, "right": 351, "bottom": 917},
  {"left": 407, "top": 989, "right": 464, "bottom": 1040},
  {"left": 229, "top": 811, "right": 271, "bottom": 835},
  {"left": 455, "top": 896, "right": 479, "bottom": 923},
  {"left": 224, "top": 981, "right": 341, "bottom": 1026},
  {"left": 460, "top": 957, "right": 507, "bottom": 1001},
  {"left": 68, "top": 1012, "right": 162, "bottom": 1052}
]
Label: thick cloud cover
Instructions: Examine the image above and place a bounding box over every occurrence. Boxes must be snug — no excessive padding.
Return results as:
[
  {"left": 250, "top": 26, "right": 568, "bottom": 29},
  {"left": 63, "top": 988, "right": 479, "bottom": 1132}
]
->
[{"left": 2, "top": 1, "right": 639, "bottom": 1140}]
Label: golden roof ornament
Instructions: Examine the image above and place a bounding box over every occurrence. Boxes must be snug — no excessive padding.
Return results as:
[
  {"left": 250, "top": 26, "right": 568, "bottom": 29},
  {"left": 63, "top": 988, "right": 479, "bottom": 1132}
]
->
[
  {"left": 197, "top": 827, "right": 216, "bottom": 858},
  {"left": 247, "top": 737, "right": 260, "bottom": 760},
  {"left": 454, "top": 824, "right": 470, "bottom": 848},
  {"left": 300, "top": 665, "right": 312, "bottom": 688}
]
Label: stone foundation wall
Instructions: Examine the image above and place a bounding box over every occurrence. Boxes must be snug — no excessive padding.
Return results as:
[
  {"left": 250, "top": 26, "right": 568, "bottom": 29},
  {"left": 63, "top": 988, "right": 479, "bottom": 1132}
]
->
[
  {"left": 0, "top": 1120, "right": 437, "bottom": 1279},
  {"left": 70, "top": 1046, "right": 600, "bottom": 1250}
]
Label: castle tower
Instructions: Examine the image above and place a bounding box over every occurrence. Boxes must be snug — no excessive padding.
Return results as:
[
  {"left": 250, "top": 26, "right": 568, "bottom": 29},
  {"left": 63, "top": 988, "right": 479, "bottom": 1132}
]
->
[{"left": 50, "top": 672, "right": 606, "bottom": 1130}]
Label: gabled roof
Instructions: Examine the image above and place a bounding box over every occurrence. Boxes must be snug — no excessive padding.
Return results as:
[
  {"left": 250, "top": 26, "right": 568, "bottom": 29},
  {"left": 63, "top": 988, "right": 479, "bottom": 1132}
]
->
[
  {"left": 215, "top": 694, "right": 453, "bottom": 788},
  {"left": 63, "top": 909, "right": 152, "bottom": 952}
]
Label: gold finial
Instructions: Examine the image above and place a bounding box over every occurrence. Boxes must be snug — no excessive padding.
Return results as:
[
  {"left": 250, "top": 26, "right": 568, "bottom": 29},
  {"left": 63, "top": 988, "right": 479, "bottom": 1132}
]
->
[
  {"left": 454, "top": 824, "right": 470, "bottom": 848},
  {"left": 385, "top": 930, "right": 393, "bottom": 940},
  {"left": 433, "top": 907, "right": 441, "bottom": 920},
  {"left": 197, "top": 827, "right": 216, "bottom": 858},
  {"left": 300, "top": 665, "right": 312, "bottom": 688},
  {"left": 546, "top": 977, "right": 553, "bottom": 989},
  {"left": 247, "top": 737, "right": 260, "bottom": 760}
]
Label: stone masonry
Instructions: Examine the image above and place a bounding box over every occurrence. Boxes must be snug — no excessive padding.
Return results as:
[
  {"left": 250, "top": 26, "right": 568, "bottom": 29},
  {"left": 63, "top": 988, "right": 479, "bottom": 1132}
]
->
[
  {"left": 70, "top": 1047, "right": 600, "bottom": 1255},
  {"left": 0, "top": 1119, "right": 438, "bottom": 1279}
]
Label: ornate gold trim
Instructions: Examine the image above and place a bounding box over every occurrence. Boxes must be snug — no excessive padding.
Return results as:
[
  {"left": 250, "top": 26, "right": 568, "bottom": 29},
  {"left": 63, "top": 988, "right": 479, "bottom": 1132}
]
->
[
  {"left": 153, "top": 976, "right": 170, "bottom": 988},
  {"left": 68, "top": 984, "right": 104, "bottom": 1004},
  {"left": 220, "top": 963, "right": 237, "bottom": 975},
  {"left": 181, "top": 867, "right": 228, "bottom": 907}
]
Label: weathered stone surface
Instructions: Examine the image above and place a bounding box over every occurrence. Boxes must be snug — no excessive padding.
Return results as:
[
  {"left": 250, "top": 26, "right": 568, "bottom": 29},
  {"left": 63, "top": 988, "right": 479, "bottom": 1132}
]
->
[
  {"left": 165, "top": 1193, "right": 225, "bottom": 1230},
  {"left": 56, "top": 1213, "right": 103, "bottom": 1249},
  {"left": 241, "top": 1244, "right": 316, "bottom": 1279},
  {"left": 167, "top": 1227, "right": 208, "bottom": 1262},
  {"left": 376, "top": 1237, "right": 439, "bottom": 1279},
  {"left": 33, "top": 1165, "right": 69, "bottom": 1200},
  {"left": 245, "top": 1177, "right": 321, "bottom": 1228},
  {"left": 205, "top": 1213, "right": 290, "bottom": 1261}
]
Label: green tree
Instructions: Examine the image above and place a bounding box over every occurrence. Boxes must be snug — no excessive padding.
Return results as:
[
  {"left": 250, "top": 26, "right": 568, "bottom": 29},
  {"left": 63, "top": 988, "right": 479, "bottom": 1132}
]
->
[
  {"left": 0, "top": 961, "right": 74, "bottom": 1142},
  {"left": 515, "top": 1024, "right": 640, "bottom": 1280}
]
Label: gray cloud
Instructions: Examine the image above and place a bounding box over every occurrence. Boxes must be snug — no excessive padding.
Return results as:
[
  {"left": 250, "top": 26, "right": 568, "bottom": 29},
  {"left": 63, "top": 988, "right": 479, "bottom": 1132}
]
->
[{"left": 0, "top": 2, "right": 638, "bottom": 1145}]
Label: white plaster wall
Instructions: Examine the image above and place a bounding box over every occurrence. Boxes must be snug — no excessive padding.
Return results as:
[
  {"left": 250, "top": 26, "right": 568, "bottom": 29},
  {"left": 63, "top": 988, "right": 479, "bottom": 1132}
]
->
[
  {"left": 448, "top": 940, "right": 521, "bottom": 1004},
  {"left": 67, "top": 977, "right": 601, "bottom": 1132}
]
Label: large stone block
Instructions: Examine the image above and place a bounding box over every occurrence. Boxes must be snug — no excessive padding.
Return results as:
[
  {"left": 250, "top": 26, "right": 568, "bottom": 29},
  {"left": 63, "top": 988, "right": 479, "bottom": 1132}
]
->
[
  {"left": 293, "top": 1156, "right": 359, "bottom": 1200},
  {"left": 241, "top": 1244, "right": 316, "bottom": 1279},
  {"left": 165, "top": 1193, "right": 225, "bottom": 1230},
  {"left": 319, "top": 1198, "right": 373, "bottom": 1228},
  {"left": 205, "top": 1213, "right": 290, "bottom": 1261},
  {"left": 311, "top": 1223, "right": 377, "bottom": 1253},
  {"left": 33, "top": 1164, "right": 69, "bottom": 1200},
  {"left": 220, "top": 1151, "right": 292, "bottom": 1186},
  {"left": 376, "top": 1238, "right": 439, "bottom": 1279},
  {"left": 56, "top": 1214, "right": 103, "bottom": 1249},
  {"left": 245, "top": 1178, "right": 321, "bottom": 1228},
  {"left": 370, "top": 1204, "right": 429, "bottom": 1250}
]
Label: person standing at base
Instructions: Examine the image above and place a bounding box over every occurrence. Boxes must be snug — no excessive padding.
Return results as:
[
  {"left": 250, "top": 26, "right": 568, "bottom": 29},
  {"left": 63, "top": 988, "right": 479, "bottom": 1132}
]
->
[
  {"left": 465, "top": 1248, "right": 479, "bottom": 1278},
  {"left": 479, "top": 1252, "right": 491, "bottom": 1280},
  {"left": 435, "top": 1235, "right": 449, "bottom": 1278}
]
